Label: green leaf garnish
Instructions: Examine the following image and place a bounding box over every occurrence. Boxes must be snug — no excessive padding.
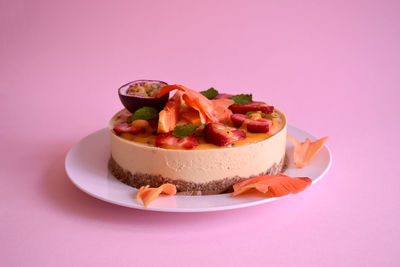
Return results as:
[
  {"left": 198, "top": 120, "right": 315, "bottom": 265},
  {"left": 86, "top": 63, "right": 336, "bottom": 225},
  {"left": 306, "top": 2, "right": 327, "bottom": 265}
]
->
[
  {"left": 200, "top": 87, "right": 219, "bottom": 100},
  {"left": 246, "top": 111, "right": 277, "bottom": 119},
  {"left": 172, "top": 124, "right": 200, "bottom": 138},
  {"left": 230, "top": 94, "right": 252, "bottom": 105},
  {"left": 130, "top": 106, "right": 158, "bottom": 122}
]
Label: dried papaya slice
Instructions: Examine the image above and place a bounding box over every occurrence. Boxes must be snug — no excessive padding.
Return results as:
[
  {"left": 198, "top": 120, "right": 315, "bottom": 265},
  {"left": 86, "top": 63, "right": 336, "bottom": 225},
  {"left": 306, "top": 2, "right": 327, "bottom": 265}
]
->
[
  {"left": 287, "top": 134, "right": 328, "bottom": 168},
  {"left": 231, "top": 174, "right": 312, "bottom": 197},
  {"left": 157, "top": 84, "right": 218, "bottom": 123},
  {"left": 211, "top": 98, "right": 234, "bottom": 123},
  {"left": 180, "top": 108, "right": 202, "bottom": 125},
  {"left": 158, "top": 91, "right": 183, "bottom": 133},
  {"left": 136, "top": 184, "right": 177, "bottom": 208}
]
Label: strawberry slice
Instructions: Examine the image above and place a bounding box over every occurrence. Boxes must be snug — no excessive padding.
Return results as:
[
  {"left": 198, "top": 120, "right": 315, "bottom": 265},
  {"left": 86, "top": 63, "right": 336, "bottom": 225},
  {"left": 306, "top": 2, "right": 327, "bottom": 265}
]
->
[
  {"left": 230, "top": 101, "right": 274, "bottom": 114},
  {"left": 231, "top": 114, "right": 248, "bottom": 127},
  {"left": 155, "top": 132, "right": 199, "bottom": 149},
  {"left": 204, "top": 123, "right": 246, "bottom": 146},
  {"left": 246, "top": 118, "right": 272, "bottom": 133},
  {"left": 230, "top": 114, "right": 272, "bottom": 133},
  {"left": 113, "top": 123, "right": 144, "bottom": 135}
]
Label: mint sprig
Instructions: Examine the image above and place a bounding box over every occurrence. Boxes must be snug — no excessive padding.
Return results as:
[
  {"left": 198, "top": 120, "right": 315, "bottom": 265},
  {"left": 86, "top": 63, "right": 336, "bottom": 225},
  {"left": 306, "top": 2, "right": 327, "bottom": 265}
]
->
[
  {"left": 200, "top": 87, "right": 219, "bottom": 100},
  {"left": 172, "top": 124, "right": 201, "bottom": 138},
  {"left": 230, "top": 94, "right": 252, "bottom": 105},
  {"left": 246, "top": 111, "right": 277, "bottom": 119},
  {"left": 130, "top": 106, "right": 158, "bottom": 122}
]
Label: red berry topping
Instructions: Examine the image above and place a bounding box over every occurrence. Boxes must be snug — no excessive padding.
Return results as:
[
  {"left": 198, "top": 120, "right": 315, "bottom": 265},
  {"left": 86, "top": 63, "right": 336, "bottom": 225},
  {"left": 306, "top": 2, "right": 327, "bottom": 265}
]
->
[
  {"left": 246, "top": 118, "right": 272, "bottom": 133},
  {"left": 231, "top": 113, "right": 248, "bottom": 127},
  {"left": 113, "top": 123, "right": 144, "bottom": 135},
  {"left": 204, "top": 123, "right": 246, "bottom": 146},
  {"left": 230, "top": 102, "right": 274, "bottom": 114},
  {"left": 155, "top": 132, "right": 199, "bottom": 149},
  {"left": 230, "top": 113, "right": 273, "bottom": 133}
]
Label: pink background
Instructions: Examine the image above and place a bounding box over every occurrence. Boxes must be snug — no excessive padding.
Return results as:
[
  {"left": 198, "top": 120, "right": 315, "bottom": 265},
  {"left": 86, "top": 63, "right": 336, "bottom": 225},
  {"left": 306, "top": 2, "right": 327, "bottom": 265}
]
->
[{"left": 1, "top": 0, "right": 399, "bottom": 266}]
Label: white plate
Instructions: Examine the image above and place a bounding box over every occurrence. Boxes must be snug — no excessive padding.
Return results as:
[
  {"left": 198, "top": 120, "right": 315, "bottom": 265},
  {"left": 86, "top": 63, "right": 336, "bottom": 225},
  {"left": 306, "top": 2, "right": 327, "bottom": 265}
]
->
[{"left": 65, "top": 125, "right": 331, "bottom": 212}]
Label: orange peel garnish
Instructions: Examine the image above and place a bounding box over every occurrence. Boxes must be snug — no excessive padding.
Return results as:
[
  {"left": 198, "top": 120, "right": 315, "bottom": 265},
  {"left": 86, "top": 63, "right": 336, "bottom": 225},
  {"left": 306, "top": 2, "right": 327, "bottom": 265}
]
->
[
  {"left": 287, "top": 134, "right": 328, "bottom": 168},
  {"left": 136, "top": 184, "right": 177, "bottom": 208},
  {"left": 231, "top": 174, "right": 312, "bottom": 197}
]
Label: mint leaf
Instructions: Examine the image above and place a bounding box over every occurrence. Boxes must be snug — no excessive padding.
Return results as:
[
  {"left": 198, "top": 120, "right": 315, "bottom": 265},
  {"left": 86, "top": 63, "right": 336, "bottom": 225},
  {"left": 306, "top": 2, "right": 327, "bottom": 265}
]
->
[
  {"left": 246, "top": 111, "right": 277, "bottom": 119},
  {"left": 172, "top": 124, "right": 200, "bottom": 138},
  {"left": 200, "top": 87, "right": 219, "bottom": 100},
  {"left": 130, "top": 106, "right": 158, "bottom": 121},
  {"left": 262, "top": 113, "right": 277, "bottom": 119},
  {"left": 230, "top": 94, "right": 252, "bottom": 105}
]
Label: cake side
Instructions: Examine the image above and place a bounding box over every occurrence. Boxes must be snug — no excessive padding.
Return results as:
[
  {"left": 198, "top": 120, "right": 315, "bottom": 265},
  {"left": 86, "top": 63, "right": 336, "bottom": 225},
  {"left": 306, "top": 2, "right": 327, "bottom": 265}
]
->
[{"left": 108, "top": 155, "right": 287, "bottom": 195}]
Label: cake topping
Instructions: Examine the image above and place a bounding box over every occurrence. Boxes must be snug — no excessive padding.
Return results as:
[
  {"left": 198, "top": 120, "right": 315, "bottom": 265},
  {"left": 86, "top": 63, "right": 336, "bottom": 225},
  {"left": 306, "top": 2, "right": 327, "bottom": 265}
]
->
[
  {"left": 246, "top": 111, "right": 277, "bottom": 119},
  {"left": 200, "top": 87, "right": 219, "bottom": 100},
  {"left": 115, "top": 81, "right": 284, "bottom": 150},
  {"left": 231, "top": 174, "right": 312, "bottom": 197},
  {"left": 287, "top": 134, "right": 329, "bottom": 168},
  {"left": 230, "top": 94, "right": 253, "bottom": 105},
  {"left": 136, "top": 184, "right": 177, "bottom": 208},
  {"left": 172, "top": 124, "right": 201, "bottom": 138},
  {"left": 158, "top": 91, "right": 183, "bottom": 133},
  {"left": 130, "top": 106, "right": 158, "bottom": 122},
  {"left": 113, "top": 122, "right": 145, "bottom": 135},
  {"left": 157, "top": 84, "right": 218, "bottom": 123},
  {"left": 155, "top": 132, "right": 199, "bottom": 149},
  {"left": 212, "top": 98, "right": 234, "bottom": 123},
  {"left": 246, "top": 119, "right": 272, "bottom": 133},
  {"left": 127, "top": 81, "right": 165, "bottom": 97},
  {"left": 230, "top": 101, "right": 274, "bottom": 114},
  {"left": 118, "top": 80, "right": 169, "bottom": 113},
  {"left": 231, "top": 113, "right": 273, "bottom": 133},
  {"left": 157, "top": 85, "right": 235, "bottom": 133},
  {"left": 204, "top": 123, "right": 246, "bottom": 146}
]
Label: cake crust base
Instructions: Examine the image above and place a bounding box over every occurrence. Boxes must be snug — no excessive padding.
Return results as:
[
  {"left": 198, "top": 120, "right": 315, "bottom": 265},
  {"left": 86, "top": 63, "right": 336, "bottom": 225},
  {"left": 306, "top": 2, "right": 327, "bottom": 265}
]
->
[{"left": 108, "top": 155, "right": 287, "bottom": 195}]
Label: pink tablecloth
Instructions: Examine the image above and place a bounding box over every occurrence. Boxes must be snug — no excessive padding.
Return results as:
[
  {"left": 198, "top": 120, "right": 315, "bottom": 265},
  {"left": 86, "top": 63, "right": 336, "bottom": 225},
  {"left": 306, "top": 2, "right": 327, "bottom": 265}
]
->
[{"left": 1, "top": 1, "right": 399, "bottom": 266}]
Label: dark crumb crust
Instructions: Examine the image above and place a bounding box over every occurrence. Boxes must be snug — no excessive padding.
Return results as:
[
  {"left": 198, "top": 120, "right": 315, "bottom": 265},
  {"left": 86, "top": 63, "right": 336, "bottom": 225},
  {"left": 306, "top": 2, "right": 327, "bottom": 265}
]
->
[{"left": 108, "top": 155, "right": 288, "bottom": 195}]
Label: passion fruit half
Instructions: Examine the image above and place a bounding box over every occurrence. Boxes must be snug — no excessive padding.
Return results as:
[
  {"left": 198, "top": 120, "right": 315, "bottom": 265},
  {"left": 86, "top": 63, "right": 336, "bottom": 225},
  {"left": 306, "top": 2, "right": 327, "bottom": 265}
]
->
[{"left": 118, "top": 80, "right": 169, "bottom": 113}]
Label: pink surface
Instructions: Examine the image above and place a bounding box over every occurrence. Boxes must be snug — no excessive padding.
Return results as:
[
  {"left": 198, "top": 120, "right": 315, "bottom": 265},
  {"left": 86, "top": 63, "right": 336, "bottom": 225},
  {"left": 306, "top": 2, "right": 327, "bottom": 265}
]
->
[{"left": 1, "top": 0, "right": 399, "bottom": 266}]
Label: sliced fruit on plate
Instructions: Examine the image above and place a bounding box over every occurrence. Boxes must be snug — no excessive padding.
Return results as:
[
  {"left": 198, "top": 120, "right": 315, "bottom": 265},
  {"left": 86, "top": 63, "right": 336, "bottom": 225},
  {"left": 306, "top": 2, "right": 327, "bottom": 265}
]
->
[
  {"left": 204, "top": 122, "right": 246, "bottom": 146},
  {"left": 231, "top": 174, "right": 312, "bottom": 197},
  {"left": 155, "top": 132, "right": 199, "bottom": 149},
  {"left": 230, "top": 101, "right": 274, "bottom": 114},
  {"left": 287, "top": 134, "right": 329, "bottom": 168},
  {"left": 136, "top": 184, "right": 177, "bottom": 208}
]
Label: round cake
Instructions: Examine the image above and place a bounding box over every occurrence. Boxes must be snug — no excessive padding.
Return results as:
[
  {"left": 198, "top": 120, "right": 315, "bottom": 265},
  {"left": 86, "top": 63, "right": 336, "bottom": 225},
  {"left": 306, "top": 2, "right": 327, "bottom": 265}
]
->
[{"left": 108, "top": 81, "right": 287, "bottom": 195}]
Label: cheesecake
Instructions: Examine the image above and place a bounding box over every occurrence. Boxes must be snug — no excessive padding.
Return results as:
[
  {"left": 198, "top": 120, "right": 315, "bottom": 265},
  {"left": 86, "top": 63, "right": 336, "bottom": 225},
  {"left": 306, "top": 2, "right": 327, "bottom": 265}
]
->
[{"left": 108, "top": 81, "right": 287, "bottom": 195}]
